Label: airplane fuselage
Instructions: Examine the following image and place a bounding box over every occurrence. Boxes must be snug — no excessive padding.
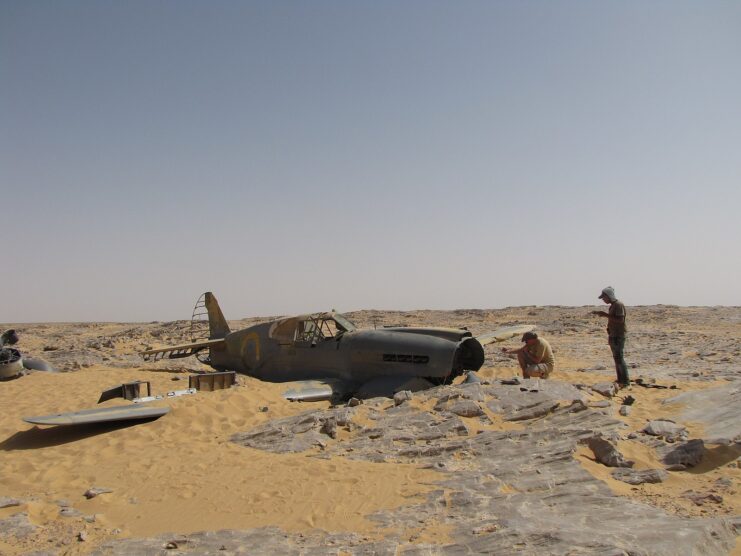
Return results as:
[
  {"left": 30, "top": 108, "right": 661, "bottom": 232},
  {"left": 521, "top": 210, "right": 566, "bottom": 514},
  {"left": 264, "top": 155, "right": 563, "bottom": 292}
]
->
[{"left": 208, "top": 324, "right": 484, "bottom": 390}]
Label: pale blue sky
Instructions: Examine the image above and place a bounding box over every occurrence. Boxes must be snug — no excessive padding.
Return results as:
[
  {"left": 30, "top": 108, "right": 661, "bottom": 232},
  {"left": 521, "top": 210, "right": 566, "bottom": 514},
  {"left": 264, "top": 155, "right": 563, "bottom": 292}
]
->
[{"left": 2, "top": 1, "right": 740, "bottom": 322}]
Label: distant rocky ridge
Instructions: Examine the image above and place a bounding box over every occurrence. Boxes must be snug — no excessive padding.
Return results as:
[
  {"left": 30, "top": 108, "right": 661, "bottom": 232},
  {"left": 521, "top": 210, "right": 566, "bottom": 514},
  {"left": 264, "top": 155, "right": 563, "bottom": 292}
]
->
[{"left": 7, "top": 305, "right": 739, "bottom": 382}]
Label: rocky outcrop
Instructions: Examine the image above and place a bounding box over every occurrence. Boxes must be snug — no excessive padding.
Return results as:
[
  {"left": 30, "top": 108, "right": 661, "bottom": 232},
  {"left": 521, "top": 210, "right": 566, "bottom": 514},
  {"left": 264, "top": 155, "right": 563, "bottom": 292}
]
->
[
  {"left": 612, "top": 468, "right": 669, "bottom": 485},
  {"left": 223, "top": 383, "right": 738, "bottom": 555},
  {"left": 643, "top": 419, "right": 688, "bottom": 442},
  {"left": 586, "top": 436, "right": 634, "bottom": 468},
  {"left": 664, "top": 385, "right": 741, "bottom": 444},
  {"left": 659, "top": 439, "right": 706, "bottom": 470},
  {"left": 0, "top": 512, "right": 36, "bottom": 539}
]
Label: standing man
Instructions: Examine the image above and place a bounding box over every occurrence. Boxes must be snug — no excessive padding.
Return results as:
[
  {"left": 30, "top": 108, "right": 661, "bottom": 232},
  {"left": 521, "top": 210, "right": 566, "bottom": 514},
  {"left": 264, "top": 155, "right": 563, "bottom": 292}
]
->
[
  {"left": 502, "top": 331, "right": 555, "bottom": 379},
  {"left": 592, "top": 286, "right": 630, "bottom": 387}
]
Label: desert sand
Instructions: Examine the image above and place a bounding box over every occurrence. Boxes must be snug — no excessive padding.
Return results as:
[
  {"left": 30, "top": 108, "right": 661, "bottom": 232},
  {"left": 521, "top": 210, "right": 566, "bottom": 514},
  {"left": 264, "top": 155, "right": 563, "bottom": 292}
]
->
[{"left": 1, "top": 305, "right": 739, "bottom": 554}]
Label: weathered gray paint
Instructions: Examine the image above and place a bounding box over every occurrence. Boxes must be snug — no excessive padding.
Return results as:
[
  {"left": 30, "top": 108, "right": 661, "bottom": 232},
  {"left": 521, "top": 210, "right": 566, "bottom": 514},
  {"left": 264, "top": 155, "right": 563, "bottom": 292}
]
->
[
  {"left": 142, "top": 292, "right": 490, "bottom": 398},
  {"left": 23, "top": 404, "right": 170, "bottom": 426}
]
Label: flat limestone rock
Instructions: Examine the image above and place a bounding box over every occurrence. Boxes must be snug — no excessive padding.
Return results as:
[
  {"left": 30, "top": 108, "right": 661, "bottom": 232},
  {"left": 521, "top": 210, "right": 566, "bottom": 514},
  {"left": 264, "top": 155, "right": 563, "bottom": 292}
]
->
[
  {"left": 0, "top": 497, "right": 22, "bottom": 509},
  {"left": 90, "top": 527, "right": 401, "bottom": 556},
  {"left": 592, "top": 382, "right": 618, "bottom": 398},
  {"left": 443, "top": 400, "right": 485, "bottom": 418},
  {"left": 664, "top": 385, "right": 741, "bottom": 443},
  {"left": 222, "top": 383, "right": 737, "bottom": 555},
  {"left": 643, "top": 419, "right": 688, "bottom": 442},
  {"left": 503, "top": 399, "right": 560, "bottom": 421},
  {"left": 612, "top": 468, "right": 669, "bottom": 485},
  {"left": 0, "top": 512, "right": 36, "bottom": 539},
  {"left": 230, "top": 411, "right": 335, "bottom": 454}
]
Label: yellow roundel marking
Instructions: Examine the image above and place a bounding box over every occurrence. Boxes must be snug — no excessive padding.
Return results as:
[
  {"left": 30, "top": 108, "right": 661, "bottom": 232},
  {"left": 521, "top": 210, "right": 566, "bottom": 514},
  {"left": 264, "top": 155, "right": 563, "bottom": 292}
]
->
[{"left": 240, "top": 332, "right": 261, "bottom": 362}]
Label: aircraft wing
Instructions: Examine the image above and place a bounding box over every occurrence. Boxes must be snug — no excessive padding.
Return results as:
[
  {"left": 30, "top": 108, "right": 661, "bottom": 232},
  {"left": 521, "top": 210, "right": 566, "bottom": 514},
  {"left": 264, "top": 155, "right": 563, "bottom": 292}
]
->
[
  {"left": 141, "top": 339, "right": 226, "bottom": 362},
  {"left": 282, "top": 375, "right": 436, "bottom": 401},
  {"left": 281, "top": 379, "right": 355, "bottom": 402},
  {"left": 23, "top": 404, "right": 170, "bottom": 426},
  {"left": 476, "top": 325, "right": 536, "bottom": 346}
]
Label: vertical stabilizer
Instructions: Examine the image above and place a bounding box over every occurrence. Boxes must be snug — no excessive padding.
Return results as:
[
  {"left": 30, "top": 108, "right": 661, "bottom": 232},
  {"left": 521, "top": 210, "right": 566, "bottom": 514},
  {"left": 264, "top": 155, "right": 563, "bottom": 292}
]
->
[{"left": 204, "top": 292, "right": 230, "bottom": 339}]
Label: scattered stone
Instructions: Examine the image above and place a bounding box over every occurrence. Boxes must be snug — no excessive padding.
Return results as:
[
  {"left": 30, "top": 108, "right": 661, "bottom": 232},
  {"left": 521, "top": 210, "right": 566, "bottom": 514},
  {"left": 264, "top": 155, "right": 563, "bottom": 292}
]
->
[
  {"left": 642, "top": 419, "right": 688, "bottom": 442},
  {"left": 320, "top": 417, "right": 337, "bottom": 439},
  {"left": 683, "top": 491, "right": 723, "bottom": 506},
  {"left": 472, "top": 523, "right": 499, "bottom": 535},
  {"left": 347, "top": 397, "right": 362, "bottom": 407},
  {"left": 619, "top": 405, "right": 631, "bottom": 416},
  {"left": 592, "top": 382, "right": 617, "bottom": 398},
  {"left": 78, "top": 531, "right": 88, "bottom": 542},
  {"left": 0, "top": 497, "right": 21, "bottom": 509},
  {"left": 504, "top": 400, "right": 560, "bottom": 421},
  {"left": 84, "top": 515, "right": 97, "bottom": 523},
  {"left": 586, "top": 436, "right": 634, "bottom": 468},
  {"left": 84, "top": 487, "right": 113, "bottom": 499},
  {"left": 393, "top": 390, "right": 413, "bottom": 406},
  {"left": 0, "top": 512, "right": 36, "bottom": 538},
  {"left": 660, "top": 439, "right": 705, "bottom": 469},
  {"left": 60, "top": 507, "right": 82, "bottom": 518},
  {"left": 259, "top": 406, "right": 268, "bottom": 412},
  {"left": 612, "top": 468, "right": 668, "bottom": 485},
  {"left": 446, "top": 400, "right": 485, "bottom": 418},
  {"left": 590, "top": 400, "right": 611, "bottom": 408}
]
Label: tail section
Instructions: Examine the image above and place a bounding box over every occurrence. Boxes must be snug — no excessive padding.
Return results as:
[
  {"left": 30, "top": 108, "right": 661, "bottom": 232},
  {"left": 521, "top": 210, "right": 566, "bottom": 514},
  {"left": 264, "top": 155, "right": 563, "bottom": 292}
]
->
[{"left": 204, "top": 292, "right": 230, "bottom": 339}]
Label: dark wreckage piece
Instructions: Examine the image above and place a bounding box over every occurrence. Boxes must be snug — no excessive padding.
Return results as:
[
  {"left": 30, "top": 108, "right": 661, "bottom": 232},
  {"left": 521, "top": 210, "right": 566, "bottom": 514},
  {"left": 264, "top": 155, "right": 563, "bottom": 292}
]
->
[{"left": 1, "top": 329, "right": 57, "bottom": 379}]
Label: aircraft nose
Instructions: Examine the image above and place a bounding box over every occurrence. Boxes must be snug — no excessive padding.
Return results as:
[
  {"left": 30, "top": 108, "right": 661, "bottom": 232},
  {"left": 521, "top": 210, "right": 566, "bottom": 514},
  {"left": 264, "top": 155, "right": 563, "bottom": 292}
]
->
[{"left": 455, "top": 337, "right": 484, "bottom": 372}]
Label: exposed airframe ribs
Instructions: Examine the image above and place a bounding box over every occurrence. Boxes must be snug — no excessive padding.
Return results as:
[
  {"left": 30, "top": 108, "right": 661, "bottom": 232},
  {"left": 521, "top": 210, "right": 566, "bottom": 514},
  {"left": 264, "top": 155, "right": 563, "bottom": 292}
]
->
[
  {"left": 141, "top": 339, "right": 225, "bottom": 362},
  {"left": 190, "top": 293, "right": 212, "bottom": 363}
]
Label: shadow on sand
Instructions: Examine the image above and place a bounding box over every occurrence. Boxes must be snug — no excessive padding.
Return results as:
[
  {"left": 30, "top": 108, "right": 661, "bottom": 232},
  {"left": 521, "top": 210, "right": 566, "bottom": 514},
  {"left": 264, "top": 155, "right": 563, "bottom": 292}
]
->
[
  {"left": 686, "top": 444, "right": 741, "bottom": 474},
  {"left": 0, "top": 419, "right": 159, "bottom": 451}
]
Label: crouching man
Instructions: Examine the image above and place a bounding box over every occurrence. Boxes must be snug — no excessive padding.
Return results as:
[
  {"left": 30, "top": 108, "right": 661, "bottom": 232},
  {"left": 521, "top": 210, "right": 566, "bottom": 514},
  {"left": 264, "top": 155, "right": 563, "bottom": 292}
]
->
[{"left": 502, "top": 331, "right": 555, "bottom": 378}]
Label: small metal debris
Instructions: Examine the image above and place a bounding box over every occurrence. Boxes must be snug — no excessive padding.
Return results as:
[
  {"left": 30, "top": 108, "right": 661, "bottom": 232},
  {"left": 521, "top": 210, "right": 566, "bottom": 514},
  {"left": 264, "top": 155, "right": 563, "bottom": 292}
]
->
[
  {"left": 98, "top": 381, "right": 151, "bottom": 404},
  {"left": 133, "top": 388, "right": 196, "bottom": 403},
  {"left": 189, "top": 371, "right": 236, "bottom": 391},
  {"left": 84, "top": 487, "right": 113, "bottom": 499}
]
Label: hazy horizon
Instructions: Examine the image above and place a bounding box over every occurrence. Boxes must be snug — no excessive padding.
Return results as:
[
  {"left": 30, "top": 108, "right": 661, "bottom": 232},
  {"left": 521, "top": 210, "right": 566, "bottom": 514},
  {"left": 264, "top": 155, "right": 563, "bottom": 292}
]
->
[{"left": 3, "top": 1, "right": 740, "bottom": 322}]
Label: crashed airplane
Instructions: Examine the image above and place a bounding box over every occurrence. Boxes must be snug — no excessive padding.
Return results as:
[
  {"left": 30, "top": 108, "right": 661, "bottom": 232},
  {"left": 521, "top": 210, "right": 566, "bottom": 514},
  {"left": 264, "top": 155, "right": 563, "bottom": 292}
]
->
[
  {"left": 142, "top": 293, "right": 534, "bottom": 401},
  {"left": 0, "top": 329, "right": 55, "bottom": 380}
]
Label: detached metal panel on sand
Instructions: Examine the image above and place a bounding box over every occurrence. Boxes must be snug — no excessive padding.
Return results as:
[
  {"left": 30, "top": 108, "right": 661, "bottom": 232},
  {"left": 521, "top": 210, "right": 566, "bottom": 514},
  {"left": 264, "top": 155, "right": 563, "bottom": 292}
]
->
[{"left": 23, "top": 404, "right": 170, "bottom": 426}]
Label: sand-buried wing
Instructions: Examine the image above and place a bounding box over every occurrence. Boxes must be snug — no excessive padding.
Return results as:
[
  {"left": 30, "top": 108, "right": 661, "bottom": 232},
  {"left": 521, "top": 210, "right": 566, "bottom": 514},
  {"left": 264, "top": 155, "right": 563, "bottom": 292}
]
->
[
  {"left": 476, "top": 324, "right": 536, "bottom": 346},
  {"left": 23, "top": 404, "right": 170, "bottom": 426}
]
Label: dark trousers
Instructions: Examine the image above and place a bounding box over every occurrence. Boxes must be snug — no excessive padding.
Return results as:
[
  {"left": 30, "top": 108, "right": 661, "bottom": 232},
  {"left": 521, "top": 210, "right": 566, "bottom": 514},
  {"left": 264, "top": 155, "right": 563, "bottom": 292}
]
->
[{"left": 609, "top": 336, "right": 630, "bottom": 385}]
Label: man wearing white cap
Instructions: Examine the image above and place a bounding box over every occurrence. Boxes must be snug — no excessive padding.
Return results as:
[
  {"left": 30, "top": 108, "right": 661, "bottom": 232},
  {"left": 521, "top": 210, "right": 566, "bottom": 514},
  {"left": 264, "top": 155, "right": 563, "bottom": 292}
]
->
[{"left": 592, "top": 286, "right": 630, "bottom": 387}]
